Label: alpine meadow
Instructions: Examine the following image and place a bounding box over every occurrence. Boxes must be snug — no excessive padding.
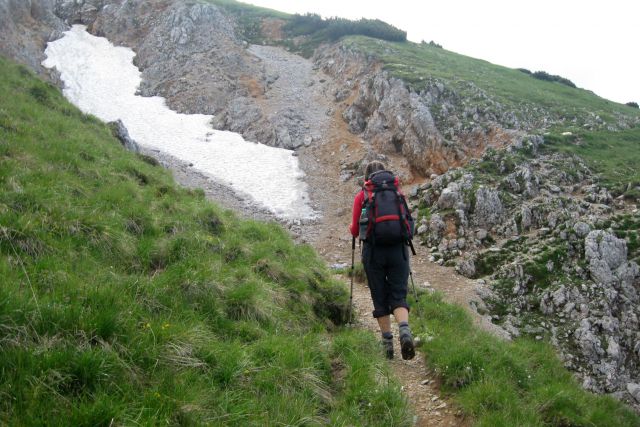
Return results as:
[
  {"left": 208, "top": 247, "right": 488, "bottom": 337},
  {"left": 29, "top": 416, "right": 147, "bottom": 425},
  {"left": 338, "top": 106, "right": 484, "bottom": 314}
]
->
[{"left": 1, "top": 0, "right": 640, "bottom": 425}]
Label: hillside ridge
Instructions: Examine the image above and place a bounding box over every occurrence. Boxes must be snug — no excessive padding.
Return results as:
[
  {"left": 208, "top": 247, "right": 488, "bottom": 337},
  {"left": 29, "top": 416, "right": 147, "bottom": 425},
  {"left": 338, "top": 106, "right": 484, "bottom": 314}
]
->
[{"left": 1, "top": 0, "right": 640, "bottom": 422}]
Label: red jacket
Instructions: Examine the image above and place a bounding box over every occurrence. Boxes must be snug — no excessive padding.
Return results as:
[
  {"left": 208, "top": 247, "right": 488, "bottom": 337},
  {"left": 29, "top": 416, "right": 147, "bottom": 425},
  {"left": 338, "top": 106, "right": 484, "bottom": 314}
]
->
[{"left": 349, "top": 190, "right": 366, "bottom": 237}]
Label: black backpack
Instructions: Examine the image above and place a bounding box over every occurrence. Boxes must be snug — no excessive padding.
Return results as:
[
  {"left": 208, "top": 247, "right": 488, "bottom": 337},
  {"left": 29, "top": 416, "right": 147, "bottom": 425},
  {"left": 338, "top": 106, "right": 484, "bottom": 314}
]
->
[{"left": 358, "top": 170, "right": 414, "bottom": 245}]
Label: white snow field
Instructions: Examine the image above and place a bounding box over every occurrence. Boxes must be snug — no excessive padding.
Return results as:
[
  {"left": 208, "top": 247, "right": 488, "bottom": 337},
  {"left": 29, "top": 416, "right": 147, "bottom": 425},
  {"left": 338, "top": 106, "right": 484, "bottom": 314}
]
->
[{"left": 43, "top": 25, "right": 315, "bottom": 220}]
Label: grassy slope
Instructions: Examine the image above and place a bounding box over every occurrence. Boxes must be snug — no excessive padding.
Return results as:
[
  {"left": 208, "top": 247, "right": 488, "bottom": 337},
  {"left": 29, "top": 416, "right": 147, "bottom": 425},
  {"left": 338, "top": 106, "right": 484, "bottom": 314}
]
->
[
  {"left": 339, "top": 37, "right": 640, "bottom": 196},
  {"left": 342, "top": 36, "right": 640, "bottom": 126},
  {"left": 414, "top": 293, "right": 640, "bottom": 426},
  {"left": 542, "top": 128, "right": 640, "bottom": 197},
  {"left": 0, "top": 56, "right": 410, "bottom": 425}
]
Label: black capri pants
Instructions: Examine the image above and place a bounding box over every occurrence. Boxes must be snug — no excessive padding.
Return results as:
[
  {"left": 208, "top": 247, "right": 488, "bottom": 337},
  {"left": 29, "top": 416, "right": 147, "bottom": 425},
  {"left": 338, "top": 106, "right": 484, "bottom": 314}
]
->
[{"left": 362, "top": 242, "right": 410, "bottom": 318}]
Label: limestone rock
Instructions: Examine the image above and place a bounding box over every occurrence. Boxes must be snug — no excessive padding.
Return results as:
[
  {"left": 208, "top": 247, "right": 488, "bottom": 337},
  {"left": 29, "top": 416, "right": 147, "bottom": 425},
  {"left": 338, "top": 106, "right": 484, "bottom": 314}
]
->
[
  {"left": 585, "top": 230, "right": 627, "bottom": 285},
  {"left": 437, "top": 185, "right": 462, "bottom": 210},
  {"left": 473, "top": 187, "right": 503, "bottom": 228},
  {"left": 628, "top": 383, "right": 640, "bottom": 403},
  {"left": 108, "top": 119, "right": 139, "bottom": 153},
  {"left": 573, "top": 221, "right": 592, "bottom": 238},
  {"left": 456, "top": 256, "right": 476, "bottom": 278}
]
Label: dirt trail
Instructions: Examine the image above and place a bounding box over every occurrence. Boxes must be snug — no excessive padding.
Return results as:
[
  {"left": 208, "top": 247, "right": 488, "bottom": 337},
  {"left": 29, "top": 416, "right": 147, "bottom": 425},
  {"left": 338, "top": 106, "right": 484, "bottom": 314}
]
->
[
  {"left": 166, "top": 44, "right": 485, "bottom": 425},
  {"left": 245, "top": 45, "right": 481, "bottom": 425},
  {"left": 349, "top": 269, "right": 467, "bottom": 426}
]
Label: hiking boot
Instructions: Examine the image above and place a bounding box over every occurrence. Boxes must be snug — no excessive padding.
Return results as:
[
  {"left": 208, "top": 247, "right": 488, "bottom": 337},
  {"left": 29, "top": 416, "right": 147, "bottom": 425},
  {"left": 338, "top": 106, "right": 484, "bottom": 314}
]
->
[
  {"left": 382, "top": 337, "right": 394, "bottom": 360},
  {"left": 400, "top": 331, "right": 415, "bottom": 360}
]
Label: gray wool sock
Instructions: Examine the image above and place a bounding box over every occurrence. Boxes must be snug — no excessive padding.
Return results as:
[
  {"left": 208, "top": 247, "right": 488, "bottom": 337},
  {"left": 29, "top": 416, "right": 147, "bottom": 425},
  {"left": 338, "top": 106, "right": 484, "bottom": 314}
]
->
[
  {"left": 398, "top": 322, "right": 411, "bottom": 337},
  {"left": 382, "top": 331, "right": 393, "bottom": 340}
]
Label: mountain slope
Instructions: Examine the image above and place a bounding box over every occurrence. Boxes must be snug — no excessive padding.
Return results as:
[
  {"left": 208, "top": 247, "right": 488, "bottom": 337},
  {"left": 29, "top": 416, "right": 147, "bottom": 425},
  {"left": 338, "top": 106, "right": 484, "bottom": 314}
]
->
[
  {"left": 2, "top": 0, "right": 640, "bottom": 423},
  {"left": 0, "top": 55, "right": 412, "bottom": 425}
]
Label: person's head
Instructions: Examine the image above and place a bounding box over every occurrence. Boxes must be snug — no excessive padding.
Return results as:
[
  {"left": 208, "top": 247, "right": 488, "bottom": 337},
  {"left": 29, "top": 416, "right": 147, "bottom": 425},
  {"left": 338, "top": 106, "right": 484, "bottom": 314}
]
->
[{"left": 364, "top": 161, "right": 386, "bottom": 181}]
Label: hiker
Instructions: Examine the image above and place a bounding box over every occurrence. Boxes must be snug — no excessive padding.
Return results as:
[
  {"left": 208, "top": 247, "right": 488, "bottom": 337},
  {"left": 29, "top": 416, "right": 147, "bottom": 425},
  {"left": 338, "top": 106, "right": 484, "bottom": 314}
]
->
[{"left": 349, "top": 161, "right": 415, "bottom": 360}]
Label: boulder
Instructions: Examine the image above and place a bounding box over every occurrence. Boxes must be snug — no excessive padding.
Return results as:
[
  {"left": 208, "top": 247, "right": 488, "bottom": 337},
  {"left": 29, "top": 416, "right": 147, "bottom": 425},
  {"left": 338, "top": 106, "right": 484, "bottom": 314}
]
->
[
  {"left": 585, "top": 230, "right": 627, "bottom": 285},
  {"left": 108, "top": 120, "right": 139, "bottom": 153},
  {"left": 627, "top": 383, "right": 640, "bottom": 403},
  {"left": 573, "top": 221, "right": 592, "bottom": 238},
  {"left": 473, "top": 187, "right": 503, "bottom": 228},
  {"left": 456, "top": 256, "right": 476, "bottom": 278},
  {"left": 437, "top": 185, "right": 462, "bottom": 210}
]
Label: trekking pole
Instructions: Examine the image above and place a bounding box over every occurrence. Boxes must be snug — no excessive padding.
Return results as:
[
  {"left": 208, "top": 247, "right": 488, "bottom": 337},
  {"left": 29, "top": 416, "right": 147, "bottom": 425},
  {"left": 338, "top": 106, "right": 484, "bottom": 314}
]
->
[
  {"left": 407, "top": 240, "right": 418, "bottom": 303},
  {"left": 348, "top": 236, "right": 355, "bottom": 325},
  {"left": 409, "top": 268, "right": 418, "bottom": 303}
]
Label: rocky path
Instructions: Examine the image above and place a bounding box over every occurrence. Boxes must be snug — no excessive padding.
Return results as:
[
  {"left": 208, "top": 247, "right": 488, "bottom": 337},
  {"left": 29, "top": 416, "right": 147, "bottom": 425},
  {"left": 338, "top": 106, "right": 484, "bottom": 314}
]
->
[
  {"left": 247, "top": 45, "right": 478, "bottom": 425},
  {"left": 349, "top": 268, "right": 467, "bottom": 426},
  {"left": 165, "top": 44, "right": 487, "bottom": 425}
]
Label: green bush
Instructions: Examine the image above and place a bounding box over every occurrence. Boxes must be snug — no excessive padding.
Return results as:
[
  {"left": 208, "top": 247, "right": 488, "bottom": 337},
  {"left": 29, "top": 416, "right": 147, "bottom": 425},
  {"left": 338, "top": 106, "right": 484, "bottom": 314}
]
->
[
  {"left": 531, "top": 70, "right": 577, "bottom": 88},
  {"left": 285, "top": 13, "right": 407, "bottom": 42}
]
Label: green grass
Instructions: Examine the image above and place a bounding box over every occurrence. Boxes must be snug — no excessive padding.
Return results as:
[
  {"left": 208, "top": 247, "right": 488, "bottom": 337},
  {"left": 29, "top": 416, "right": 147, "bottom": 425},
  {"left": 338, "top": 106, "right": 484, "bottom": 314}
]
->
[
  {"left": 413, "top": 292, "right": 640, "bottom": 426},
  {"left": 0, "top": 55, "right": 411, "bottom": 425},
  {"left": 340, "top": 36, "right": 640, "bottom": 130},
  {"left": 205, "top": 0, "right": 290, "bottom": 43},
  {"left": 542, "top": 128, "right": 640, "bottom": 198}
]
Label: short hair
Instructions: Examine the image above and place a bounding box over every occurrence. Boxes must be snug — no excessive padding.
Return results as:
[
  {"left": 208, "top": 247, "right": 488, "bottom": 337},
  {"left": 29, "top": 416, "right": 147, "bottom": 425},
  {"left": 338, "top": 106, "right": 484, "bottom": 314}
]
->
[{"left": 364, "top": 161, "right": 386, "bottom": 180}]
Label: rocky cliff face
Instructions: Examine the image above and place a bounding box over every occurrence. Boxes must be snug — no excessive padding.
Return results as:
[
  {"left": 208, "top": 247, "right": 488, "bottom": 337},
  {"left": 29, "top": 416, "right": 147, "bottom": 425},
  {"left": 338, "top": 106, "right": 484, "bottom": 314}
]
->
[
  {"left": 411, "top": 137, "right": 640, "bottom": 409},
  {"left": 0, "top": 0, "right": 65, "bottom": 73},
  {"left": 90, "top": 0, "right": 263, "bottom": 117},
  {"left": 314, "top": 43, "right": 528, "bottom": 176}
]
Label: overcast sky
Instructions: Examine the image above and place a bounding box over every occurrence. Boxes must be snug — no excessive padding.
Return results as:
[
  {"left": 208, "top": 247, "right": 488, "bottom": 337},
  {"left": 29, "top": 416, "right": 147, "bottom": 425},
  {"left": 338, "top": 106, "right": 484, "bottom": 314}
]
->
[{"left": 245, "top": 0, "right": 639, "bottom": 105}]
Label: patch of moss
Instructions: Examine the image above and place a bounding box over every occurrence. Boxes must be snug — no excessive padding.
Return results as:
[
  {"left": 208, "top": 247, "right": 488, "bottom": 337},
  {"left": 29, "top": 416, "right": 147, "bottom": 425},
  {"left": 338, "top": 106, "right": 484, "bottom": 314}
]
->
[
  {"left": 523, "top": 245, "right": 568, "bottom": 289},
  {"left": 473, "top": 250, "right": 509, "bottom": 278}
]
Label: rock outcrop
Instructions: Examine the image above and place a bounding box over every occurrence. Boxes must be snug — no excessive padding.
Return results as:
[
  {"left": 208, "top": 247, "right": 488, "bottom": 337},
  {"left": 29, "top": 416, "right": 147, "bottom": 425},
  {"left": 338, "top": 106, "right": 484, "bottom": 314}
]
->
[
  {"left": 0, "top": 0, "right": 65, "bottom": 74},
  {"left": 314, "top": 44, "right": 518, "bottom": 176},
  {"left": 411, "top": 136, "right": 640, "bottom": 408},
  {"left": 89, "top": 0, "right": 262, "bottom": 118},
  {"left": 108, "top": 119, "right": 139, "bottom": 153}
]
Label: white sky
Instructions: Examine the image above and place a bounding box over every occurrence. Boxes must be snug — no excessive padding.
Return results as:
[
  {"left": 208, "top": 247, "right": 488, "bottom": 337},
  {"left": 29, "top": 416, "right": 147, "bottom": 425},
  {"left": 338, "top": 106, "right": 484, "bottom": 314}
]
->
[{"left": 245, "top": 0, "right": 639, "bottom": 105}]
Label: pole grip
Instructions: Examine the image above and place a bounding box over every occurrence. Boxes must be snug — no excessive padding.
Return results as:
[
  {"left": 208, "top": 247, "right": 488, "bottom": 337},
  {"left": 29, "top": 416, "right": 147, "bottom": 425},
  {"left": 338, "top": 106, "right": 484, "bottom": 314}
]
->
[{"left": 352, "top": 236, "right": 356, "bottom": 250}]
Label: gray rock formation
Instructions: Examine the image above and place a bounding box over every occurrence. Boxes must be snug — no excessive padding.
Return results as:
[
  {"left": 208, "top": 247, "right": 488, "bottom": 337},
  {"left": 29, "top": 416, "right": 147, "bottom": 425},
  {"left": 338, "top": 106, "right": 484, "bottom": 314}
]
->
[
  {"left": 585, "top": 230, "right": 632, "bottom": 286},
  {"left": 0, "top": 0, "right": 65, "bottom": 73},
  {"left": 629, "top": 383, "right": 640, "bottom": 403},
  {"left": 108, "top": 119, "right": 139, "bottom": 153},
  {"left": 473, "top": 187, "right": 503, "bottom": 228},
  {"left": 413, "top": 138, "right": 640, "bottom": 407},
  {"left": 90, "top": 0, "right": 261, "bottom": 117},
  {"left": 315, "top": 44, "right": 521, "bottom": 176}
]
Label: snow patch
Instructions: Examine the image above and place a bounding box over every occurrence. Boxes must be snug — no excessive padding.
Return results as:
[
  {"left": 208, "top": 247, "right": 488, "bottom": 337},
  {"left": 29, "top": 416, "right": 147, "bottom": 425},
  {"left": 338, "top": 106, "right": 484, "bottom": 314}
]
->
[{"left": 43, "top": 25, "right": 315, "bottom": 220}]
